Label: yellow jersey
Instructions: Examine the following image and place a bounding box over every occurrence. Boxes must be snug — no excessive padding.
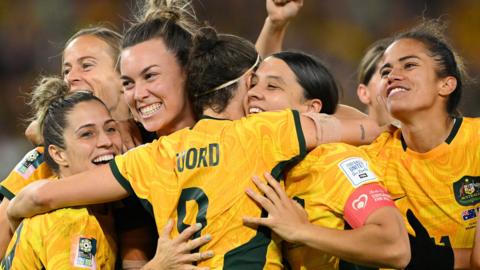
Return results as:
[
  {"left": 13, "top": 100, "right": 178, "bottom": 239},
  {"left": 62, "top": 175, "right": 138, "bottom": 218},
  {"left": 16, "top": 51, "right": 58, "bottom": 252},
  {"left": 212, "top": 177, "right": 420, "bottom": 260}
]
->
[
  {"left": 284, "top": 143, "right": 392, "bottom": 270},
  {"left": 1, "top": 203, "right": 116, "bottom": 270},
  {"left": 111, "top": 110, "right": 307, "bottom": 270},
  {"left": 362, "top": 117, "right": 480, "bottom": 248},
  {"left": 0, "top": 147, "right": 53, "bottom": 199}
]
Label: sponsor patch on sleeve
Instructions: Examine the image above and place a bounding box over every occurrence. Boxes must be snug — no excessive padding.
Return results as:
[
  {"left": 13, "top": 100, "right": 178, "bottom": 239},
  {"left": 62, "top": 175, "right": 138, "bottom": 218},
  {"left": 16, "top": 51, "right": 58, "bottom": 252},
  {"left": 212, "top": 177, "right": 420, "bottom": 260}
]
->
[
  {"left": 338, "top": 157, "right": 377, "bottom": 187},
  {"left": 71, "top": 236, "right": 97, "bottom": 269}
]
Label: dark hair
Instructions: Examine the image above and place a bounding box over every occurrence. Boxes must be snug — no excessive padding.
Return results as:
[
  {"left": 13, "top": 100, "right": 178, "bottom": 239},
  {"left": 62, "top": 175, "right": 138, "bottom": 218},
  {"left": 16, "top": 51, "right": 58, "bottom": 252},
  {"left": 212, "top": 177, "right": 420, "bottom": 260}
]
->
[
  {"left": 122, "top": 0, "right": 199, "bottom": 71},
  {"left": 357, "top": 38, "right": 392, "bottom": 85},
  {"left": 394, "top": 20, "right": 468, "bottom": 116},
  {"left": 63, "top": 26, "right": 123, "bottom": 72},
  {"left": 271, "top": 51, "right": 339, "bottom": 114},
  {"left": 186, "top": 27, "right": 258, "bottom": 115},
  {"left": 29, "top": 76, "right": 106, "bottom": 173}
]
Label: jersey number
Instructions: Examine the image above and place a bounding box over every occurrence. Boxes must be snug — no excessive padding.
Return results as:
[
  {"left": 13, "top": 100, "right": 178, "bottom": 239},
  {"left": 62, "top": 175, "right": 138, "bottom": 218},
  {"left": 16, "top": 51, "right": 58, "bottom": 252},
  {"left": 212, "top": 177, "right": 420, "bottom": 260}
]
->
[{"left": 176, "top": 187, "right": 209, "bottom": 241}]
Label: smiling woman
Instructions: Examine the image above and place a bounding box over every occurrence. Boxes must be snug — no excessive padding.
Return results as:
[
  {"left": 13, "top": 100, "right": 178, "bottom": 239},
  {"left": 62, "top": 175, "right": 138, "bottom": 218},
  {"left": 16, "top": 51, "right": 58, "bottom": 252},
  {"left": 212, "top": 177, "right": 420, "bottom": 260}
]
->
[
  {"left": 360, "top": 20, "right": 480, "bottom": 269},
  {"left": 1, "top": 77, "right": 121, "bottom": 269}
]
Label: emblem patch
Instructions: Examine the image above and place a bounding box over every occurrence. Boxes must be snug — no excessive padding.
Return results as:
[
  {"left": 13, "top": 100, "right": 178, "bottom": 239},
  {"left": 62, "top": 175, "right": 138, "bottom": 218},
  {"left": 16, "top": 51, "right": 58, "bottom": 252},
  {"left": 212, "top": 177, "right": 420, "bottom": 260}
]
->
[
  {"left": 72, "top": 237, "right": 97, "bottom": 269},
  {"left": 14, "top": 149, "right": 42, "bottom": 179},
  {"left": 453, "top": 176, "right": 480, "bottom": 206},
  {"left": 338, "top": 157, "right": 377, "bottom": 187}
]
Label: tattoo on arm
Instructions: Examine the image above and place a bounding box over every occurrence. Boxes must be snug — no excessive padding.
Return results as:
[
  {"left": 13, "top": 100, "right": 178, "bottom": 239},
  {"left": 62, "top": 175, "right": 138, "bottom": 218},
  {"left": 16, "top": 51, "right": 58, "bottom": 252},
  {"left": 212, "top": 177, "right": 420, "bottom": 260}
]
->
[{"left": 360, "top": 124, "right": 365, "bottom": 141}]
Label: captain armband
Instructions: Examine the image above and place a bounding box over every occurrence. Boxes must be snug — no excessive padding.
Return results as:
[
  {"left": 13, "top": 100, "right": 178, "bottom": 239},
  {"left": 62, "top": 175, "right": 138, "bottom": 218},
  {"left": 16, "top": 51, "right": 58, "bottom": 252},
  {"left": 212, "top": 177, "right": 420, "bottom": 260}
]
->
[
  {"left": 344, "top": 183, "right": 396, "bottom": 228},
  {"left": 302, "top": 112, "right": 342, "bottom": 145}
]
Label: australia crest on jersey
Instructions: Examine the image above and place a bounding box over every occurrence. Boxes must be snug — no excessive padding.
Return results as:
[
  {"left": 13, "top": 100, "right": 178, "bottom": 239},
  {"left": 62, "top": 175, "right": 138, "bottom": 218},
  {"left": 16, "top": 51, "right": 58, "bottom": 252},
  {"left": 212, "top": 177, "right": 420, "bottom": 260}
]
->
[{"left": 454, "top": 176, "right": 480, "bottom": 206}]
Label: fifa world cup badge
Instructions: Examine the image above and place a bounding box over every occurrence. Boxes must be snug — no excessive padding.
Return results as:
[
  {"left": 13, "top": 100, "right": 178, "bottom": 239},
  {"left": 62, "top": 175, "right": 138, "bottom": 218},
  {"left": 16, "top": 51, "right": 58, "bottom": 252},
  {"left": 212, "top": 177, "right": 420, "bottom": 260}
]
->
[{"left": 72, "top": 236, "right": 97, "bottom": 269}]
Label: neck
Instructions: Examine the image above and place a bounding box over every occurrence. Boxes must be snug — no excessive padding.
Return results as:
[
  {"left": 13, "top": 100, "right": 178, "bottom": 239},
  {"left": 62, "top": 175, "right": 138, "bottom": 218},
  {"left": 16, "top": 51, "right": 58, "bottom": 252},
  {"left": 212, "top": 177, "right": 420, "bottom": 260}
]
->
[
  {"left": 202, "top": 100, "right": 246, "bottom": 121},
  {"left": 156, "top": 106, "right": 197, "bottom": 137},
  {"left": 399, "top": 110, "right": 454, "bottom": 153}
]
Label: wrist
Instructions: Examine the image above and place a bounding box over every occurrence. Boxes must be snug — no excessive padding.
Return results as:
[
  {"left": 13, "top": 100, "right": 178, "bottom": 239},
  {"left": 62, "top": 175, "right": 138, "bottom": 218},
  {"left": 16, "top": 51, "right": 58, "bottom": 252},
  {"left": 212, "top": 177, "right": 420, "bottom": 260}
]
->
[
  {"left": 292, "top": 222, "right": 313, "bottom": 244},
  {"left": 266, "top": 16, "right": 290, "bottom": 31}
]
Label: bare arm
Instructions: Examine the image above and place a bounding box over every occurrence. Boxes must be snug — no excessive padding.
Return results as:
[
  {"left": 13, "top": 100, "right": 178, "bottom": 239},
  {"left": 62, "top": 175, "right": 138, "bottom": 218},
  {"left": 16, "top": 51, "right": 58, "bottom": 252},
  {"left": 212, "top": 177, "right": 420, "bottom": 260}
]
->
[
  {"left": 243, "top": 173, "right": 410, "bottom": 269},
  {"left": 300, "top": 113, "right": 385, "bottom": 150},
  {"left": 334, "top": 104, "right": 368, "bottom": 120},
  {"left": 7, "top": 164, "right": 128, "bottom": 228},
  {"left": 255, "top": 0, "right": 303, "bottom": 57},
  {"left": 0, "top": 197, "right": 13, "bottom": 260},
  {"left": 24, "top": 120, "right": 43, "bottom": 146}
]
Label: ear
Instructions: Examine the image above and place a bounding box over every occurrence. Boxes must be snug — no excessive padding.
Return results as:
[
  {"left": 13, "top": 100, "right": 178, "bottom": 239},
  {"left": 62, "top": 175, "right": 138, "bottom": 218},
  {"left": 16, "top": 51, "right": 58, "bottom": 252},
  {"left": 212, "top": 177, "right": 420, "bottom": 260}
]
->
[
  {"left": 356, "top": 83, "right": 371, "bottom": 105},
  {"left": 438, "top": 76, "right": 457, "bottom": 97},
  {"left": 48, "top": 144, "right": 69, "bottom": 168},
  {"left": 306, "top": 98, "right": 322, "bottom": 113}
]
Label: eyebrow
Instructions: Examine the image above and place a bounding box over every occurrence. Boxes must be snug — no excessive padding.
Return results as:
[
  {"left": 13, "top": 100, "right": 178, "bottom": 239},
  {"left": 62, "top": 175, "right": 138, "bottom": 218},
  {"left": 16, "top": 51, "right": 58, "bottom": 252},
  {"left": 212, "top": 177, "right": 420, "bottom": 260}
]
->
[
  {"left": 120, "top": 64, "right": 159, "bottom": 81},
  {"left": 266, "top": 75, "right": 286, "bottom": 85},
  {"left": 75, "top": 119, "right": 115, "bottom": 133},
  {"left": 380, "top": 55, "right": 421, "bottom": 71},
  {"left": 63, "top": 56, "right": 97, "bottom": 67},
  {"left": 75, "top": 123, "right": 95, "bottom": 133}
]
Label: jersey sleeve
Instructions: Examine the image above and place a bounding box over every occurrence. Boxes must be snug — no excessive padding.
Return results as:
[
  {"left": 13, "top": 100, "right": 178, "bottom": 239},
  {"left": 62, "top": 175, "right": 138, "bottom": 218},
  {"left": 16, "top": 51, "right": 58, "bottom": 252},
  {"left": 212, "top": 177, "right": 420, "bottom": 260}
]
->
[
  {"left": 287, "top": 144, "right": 391, "bottom": 227},
  {"left": 239, "top": 109, "right": 307, "bottom": 178},
  {"left": 43, "top": 209, "right": 116, "bottom": 270},
  {"left": 1, "top": 221, "right": 43, "bottom": 270},
  {"left": 109, "top": 141, "right": 175, "bottom": 216},
  {"left": 0, "top": 147, "right": 53, "bottom": 200}
]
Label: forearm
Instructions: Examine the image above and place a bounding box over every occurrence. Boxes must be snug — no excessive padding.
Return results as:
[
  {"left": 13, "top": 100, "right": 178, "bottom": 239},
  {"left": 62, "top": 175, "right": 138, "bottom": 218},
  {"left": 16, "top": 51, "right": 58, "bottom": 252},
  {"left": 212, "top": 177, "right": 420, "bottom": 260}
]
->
[
  {"left": 334, "top": 104, "right": 368, "bottom": 120},
  {"left": 339, "top": 117, "right": 385, "bottom": 146},
  {"left": 301, "top": 113, "right": 384, "bottom": 149},
  {"left": 255, "top": 17, "right": 288, "bottom": 58},
  {"left": 7, "top": 180, "right": 53, "bottom": 225},
  {"left": 9, "top": 165, "right": 128, "bottom": 220},
  {"left": 294, "top": 209, "right": 409, "bottom": 268}
]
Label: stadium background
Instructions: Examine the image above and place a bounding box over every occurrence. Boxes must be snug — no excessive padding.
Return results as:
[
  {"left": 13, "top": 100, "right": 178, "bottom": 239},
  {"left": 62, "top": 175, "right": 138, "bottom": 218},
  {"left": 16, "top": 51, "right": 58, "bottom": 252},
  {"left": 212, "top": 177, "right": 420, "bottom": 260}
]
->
[{"left": 1, "top": 0, "right": 479, "bottom": 178}]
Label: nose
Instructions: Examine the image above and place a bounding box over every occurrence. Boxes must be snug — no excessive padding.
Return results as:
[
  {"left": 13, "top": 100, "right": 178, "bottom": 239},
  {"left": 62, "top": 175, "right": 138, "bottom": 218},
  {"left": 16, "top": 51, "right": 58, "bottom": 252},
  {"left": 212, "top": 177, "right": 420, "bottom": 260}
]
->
[
  {"left": 247, "top": 83, "right": 264, "bottom": 103},
  {"left": 133, "top": 81, "right": 150, "bottom": 101},
  {"left": 386, "top": 68, "right": 404, "bottom": 84},
  {"left": 97, "top": 130, "right": 114, "bottom": 148},
  {"left": 65, "top": 67, "right": 82, "bottom": 87}
]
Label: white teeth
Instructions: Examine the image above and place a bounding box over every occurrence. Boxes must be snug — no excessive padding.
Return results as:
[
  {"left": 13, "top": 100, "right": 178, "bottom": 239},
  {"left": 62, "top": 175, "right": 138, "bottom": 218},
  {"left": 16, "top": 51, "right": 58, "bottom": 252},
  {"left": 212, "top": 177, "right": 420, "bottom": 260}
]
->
[
  {"left": 249, "top": 107, "right": 263, "bottom": 114},
  {"left": 389, "top": 87, "right": 407, "bottom": 97},
  {"left": 92, "top": 154, "right": 114, "bottom": 163},
  {"left": 139, "top": 103, "right": 162, "bottom": 116}
]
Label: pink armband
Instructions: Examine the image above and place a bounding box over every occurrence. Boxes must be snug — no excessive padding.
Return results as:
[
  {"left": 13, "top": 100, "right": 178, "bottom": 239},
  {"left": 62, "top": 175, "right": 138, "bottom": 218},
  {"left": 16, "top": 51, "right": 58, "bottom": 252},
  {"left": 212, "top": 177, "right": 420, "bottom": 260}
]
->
[{"left": 344, "top": 183, "right": 395, "bottom": 228}]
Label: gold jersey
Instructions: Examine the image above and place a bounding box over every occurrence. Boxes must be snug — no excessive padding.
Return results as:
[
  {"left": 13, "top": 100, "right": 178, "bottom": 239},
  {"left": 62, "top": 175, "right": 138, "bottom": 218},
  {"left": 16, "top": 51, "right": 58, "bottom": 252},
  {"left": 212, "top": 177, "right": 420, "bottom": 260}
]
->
[
  {"left": 285, "top": 143, "right": 389, "bottom": 270},
  {"left": 362, "top": 117, "right": 480, "bottom": 248},
  {"left": 1, "top": 204, "right": 116, "bottom": 270},
  {"left": 111, "top": 110, "right": 307, "bottom": 270},
  {"left": 0, "top": 147, "right": 53, "bottom": 199}
]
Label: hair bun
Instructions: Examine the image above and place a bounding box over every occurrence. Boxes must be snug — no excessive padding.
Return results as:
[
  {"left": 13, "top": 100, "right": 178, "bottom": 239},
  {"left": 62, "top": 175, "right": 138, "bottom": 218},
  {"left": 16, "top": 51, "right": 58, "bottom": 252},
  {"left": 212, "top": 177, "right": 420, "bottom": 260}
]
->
[
  {"left": 145, "top": 8, "right": 180, "bottom": 22},
  {"left": 192, "top": 26, "right": 219, "bottom": 56},
  {"left": 30, "top": 76, "right": 69, "bottom": 113}
]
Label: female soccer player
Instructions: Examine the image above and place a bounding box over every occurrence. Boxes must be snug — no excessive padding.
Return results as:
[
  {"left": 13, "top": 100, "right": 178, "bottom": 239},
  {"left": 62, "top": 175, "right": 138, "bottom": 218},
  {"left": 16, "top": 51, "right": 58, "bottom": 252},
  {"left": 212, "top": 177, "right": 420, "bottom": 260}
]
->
[
  {"left": 1, "top": 78, "right": 121, "bottom": 269},
  {"left": 360, "top": 21, "right": 479, "bottom": 270},
  {"left": 0, "top": 26, "right": 162, "bottom": 269},
  {"left": 243, "top": 51, "right": 409, "bottom": 269}
]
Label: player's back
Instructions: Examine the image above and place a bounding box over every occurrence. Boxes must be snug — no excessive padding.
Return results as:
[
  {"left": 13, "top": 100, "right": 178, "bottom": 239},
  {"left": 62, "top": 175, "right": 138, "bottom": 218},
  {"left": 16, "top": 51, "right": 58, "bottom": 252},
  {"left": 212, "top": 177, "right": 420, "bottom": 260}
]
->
[{"left": 112, "top": 110, "right": 306, "bottom": 269}]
